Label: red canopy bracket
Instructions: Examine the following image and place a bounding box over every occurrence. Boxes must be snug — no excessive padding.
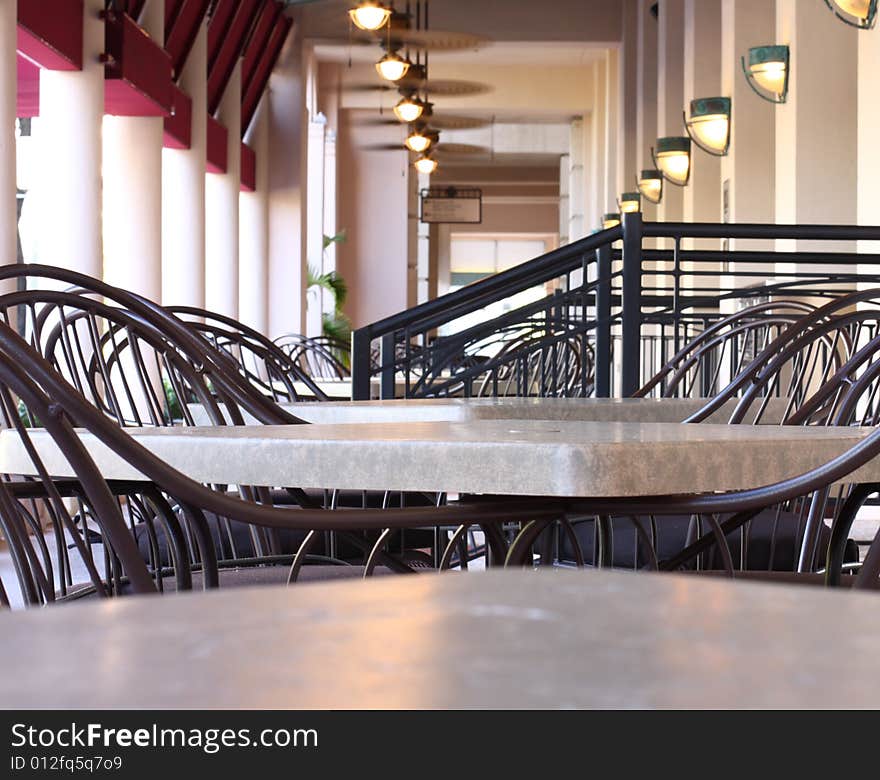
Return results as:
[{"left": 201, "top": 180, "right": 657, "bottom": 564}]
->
[{"left": 104, "top": 10, "right": 173, "bottom": 116}]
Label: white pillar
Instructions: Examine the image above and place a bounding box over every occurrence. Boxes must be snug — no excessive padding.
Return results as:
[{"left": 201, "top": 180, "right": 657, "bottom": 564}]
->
[
  {"left": 720, "top": 0, "right": 776, "bottom": 293},
  {"left": 558, "top": 152, "right": 570, "bottom": 245},
  {"left": 656, "top": 0, "right": 686, "bottom": 225},
  {"left": 636, "top": 0, "right": 658, "bottom": 221},
  {"left": 268, "top": 32, "right": 307, "bottom": 338},
  {"left": 0, "top": 0, "right": 15, "bottom": 273},
  {"left": 205, "top": 61, "right": 241, "bottom": 318},
  {"left": 568, "top": 119, "right": 585, "bottom": 239},
  {"left": 162, "top": 21, "right": 207, "bottom": 308},
  {"left": 720, "top": 0, "right": 776, "bottom": 229},
  {"left": 102, "top": 0, "right": 164, "bottom": 301},
  {"left": 322, "top": 127, "right": 338, "bottom": 316},
  {"left": 239, "top": 102, "right": 269, "bottom": 333},
  {"left": 620, "top": 0, "right": 640, "bottom": 194},
  {"left": 682, "top": 0, "right": 722, "bottom": 226},
  {"left": 102, "top": 116, "right": 163, "bottom": 300},
  {"left": 590, "top": 58, "right": 609, "bottom": 220},
  {"left": 857, "top": 18, "right": 880, "bottom": 282},
  {"left": 305, "top": 114, "right": 326, "bottom": 337},
  {"left": 775, "top": 0, "right": 858, "bottom": 257},
  {"left": 34, "top": 0, "right": 104, "bottom": 279},
  {"left": 604, "top": 49, "right": 620, "bottom": 208}
]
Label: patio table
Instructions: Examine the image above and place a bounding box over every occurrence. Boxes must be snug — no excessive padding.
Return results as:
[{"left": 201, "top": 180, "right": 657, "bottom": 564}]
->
[
  {"left": 0, "top": 419, "right": 872, "bottom": 497},
  {"left": 0, "top": 568, "right": 877, "bottom": 709}
]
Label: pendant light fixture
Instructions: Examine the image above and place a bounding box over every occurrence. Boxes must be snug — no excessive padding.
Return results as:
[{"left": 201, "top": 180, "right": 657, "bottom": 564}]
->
[
  {"left": 684, "top": 97, "right": 731, "bottom": 156},
  {"left": 405, "top": 127, "right": 438, "bottom": 153},
  {"left": 618, "top": 192, "right": 641, "bottom": 214},
  {"left": 637, "top": 169, "right": 663, "bottom": 204},
  {"left": 652, "top": 137, "right": 692, "bottom": 187},
  {"left": 376, "top": 51, "right": 411, "bottom": 81},
  {"left": 394, "top": 95, "right": 427, "bottom": 123},
  {"left": 823, "top": 0, "right": 877, "bottom": 28},
  {"left": 741, "top": 45, "right": 789, "bottom": 104},
  {"left": 349, "top": 1, "right": 392, "bottom": 30},
  {"left": 602, "top": 213, "right": 621, "bottom": 230},
  {"left": 414, "top": 154, "right": 438, "bottom": 174}
]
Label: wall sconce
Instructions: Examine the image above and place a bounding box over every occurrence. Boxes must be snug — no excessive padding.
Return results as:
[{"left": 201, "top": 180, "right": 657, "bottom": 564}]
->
[
  {"left": 684, "top": 97, "right": 731, "bottom": 156},
  {"left": 823, "top": 0, "right": 877, "bottom": 28},
  {"left": 618, "top": 192, "right": 641, "bottom": 214},
  {"left": 602, "top": 213, "right": 621, "bottom": 230},
  {"left": 742, "top": 45, "right": 789, "bottom": 104},
  {"left": 376, "top": 51, "right": 411, "bottom": 82},
  {"left": 405, "top": 128, "right": 438, "bottom": 153},
  {"left": 652, "top": 137, "right": 691, "bottom": 186},
  {"left": 349, "top": 2, "right": 392, "bottom": 30},
  {"left": 394, "top": 96, "right": 427, "bottom": 123},
  {"left": 414, "top": 154, "right": 438, "bottom": 174},
  {"left": 637, "top": 169, "right": 663, "bottom": 204}
]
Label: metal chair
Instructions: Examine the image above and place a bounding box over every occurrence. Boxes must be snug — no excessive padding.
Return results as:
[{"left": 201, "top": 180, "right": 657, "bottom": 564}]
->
[
  {"left": 274, "top": 333, "right": 350, "bottom": 380},
  {"left": 634, "top": 300, "right": 817, "bottom": 399},
  {"left": 167, "top": 306, "right": 330, "bottom": 402},
  {"left": 0, "top": 319, "right": 560, "bottom": 602}
]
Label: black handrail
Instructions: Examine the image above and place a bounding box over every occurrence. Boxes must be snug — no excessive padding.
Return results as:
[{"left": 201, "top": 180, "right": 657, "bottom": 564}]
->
[
  {"left": 351, "top": 225, "right": 621, "bottom": 399},
  {"left": 352, "top": 214, "right": 880, "bottom": 401}
]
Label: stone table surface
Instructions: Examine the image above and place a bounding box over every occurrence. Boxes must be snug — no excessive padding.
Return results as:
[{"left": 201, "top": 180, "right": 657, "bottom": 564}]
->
[
  {"left": 0, "top": 419, "right": 873, "bottom": 497},
  {"left": 0, "top": 569, "right": 878, "bottom": 709},
  {"left": 276, "top": 396, "right": 789, "bottom": 425}
]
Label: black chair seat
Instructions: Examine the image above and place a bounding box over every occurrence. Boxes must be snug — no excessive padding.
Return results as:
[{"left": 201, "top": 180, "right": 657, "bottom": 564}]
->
[{"left": 559, "top": 510, "right": 859, "bottom": 571}]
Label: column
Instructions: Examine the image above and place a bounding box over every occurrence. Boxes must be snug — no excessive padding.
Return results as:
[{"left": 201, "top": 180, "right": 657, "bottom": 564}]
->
[
  {"left": 620, "top": 0, "right": 640, "bottom": 194},
  {"left": 720, "top": 0, "right": 776, "bottom": 293},
  {"left": 590, "top": 58, "right": 609, "bottom": 221},
  {"left": 604, "top": 49, "right": 620, "bottom": 208},
  {"left": 636, "top": 0, "right": 659, "bottom": 229},
  {"left": 720, "top": 0, "right": 776, "bottom": 228},
  {"left": 239, "top": 102, "right": 269, "bottom": 333},
  {"left": 656, "top": 0, "right": 686, "bottom": 225},
  {"left": 34, "top": 0, "right": 104, "bottom": 279},
  {"left": 322, "top": 128, "right": 338, "bottom": 315},
  {"left": 0, "top": 0, "right": 14, "bottom": 281},
  {"left": 205, "top": 61, "right": 241, "bottom": 318},
  {"left": 304, "top": 113, "right": 325, "bottom": 337},
  {"left": 102, "top": 0, "right": 164, "bottom": 301},
  {"left": 775, "top": 0, "right": 858, "bottom": 257},
  {"left": 558, "top": 152, "right": 570, "bottom": 245},
  {"left": 162, "top": 21, "right": 207, "bottom": 308},
  {"left": 267, "top": 31, "right": 307, "bottom": 338},
  {"left": 857, "top": 18, "right": 880, "bottom": 285},
  {"left": 568, "top": 120, "right": 585, "bottom": 239},
  {"left": 682, "top": 0, "right": 722, "bottom": 225}
]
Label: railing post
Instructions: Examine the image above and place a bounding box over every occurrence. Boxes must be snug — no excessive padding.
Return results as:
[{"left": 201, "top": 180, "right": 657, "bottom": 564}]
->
[
  {"left": 380, "top": 333, "right": 395, "bottom": 399},
  {"left": 595, "top": 243, "right": 612, "bottom": 397},
  {"left": 351, "top": 326, "right": 372, "bottom": 401},
  {"left": 620, "top": 212, "right": 643, "bottom": 397}
]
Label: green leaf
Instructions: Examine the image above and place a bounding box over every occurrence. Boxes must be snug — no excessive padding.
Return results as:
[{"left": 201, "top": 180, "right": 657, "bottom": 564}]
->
[{"left": 322, "top": 229, "right": 347, "bottom": 250}]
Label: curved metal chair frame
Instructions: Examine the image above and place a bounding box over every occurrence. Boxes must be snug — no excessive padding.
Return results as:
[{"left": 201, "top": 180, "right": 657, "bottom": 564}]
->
[
  {"left": 635, "top": 300, "right": 817, "bottom": 399},
  {"left": 167, "top": 306, "right": 329, "bottom": 402},
  {"left": 0, "top": 320, "right": 563, "bottom": 605},
  {"left": 274, "top": 333, "right": 350, "bottom": 380}
]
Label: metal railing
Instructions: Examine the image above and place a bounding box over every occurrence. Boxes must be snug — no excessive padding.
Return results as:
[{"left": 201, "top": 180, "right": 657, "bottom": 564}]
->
[
  {"left": 351, "top": 214, "right": 880, "bottom": 400},
  {"left": 351, "top": 229, "right": 621, "bottom": 400}
]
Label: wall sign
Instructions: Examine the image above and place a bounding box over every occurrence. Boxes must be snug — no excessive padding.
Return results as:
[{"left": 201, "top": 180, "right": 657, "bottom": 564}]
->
[{"left": 420, "top": 187, "right": 482, "bottom": 224}]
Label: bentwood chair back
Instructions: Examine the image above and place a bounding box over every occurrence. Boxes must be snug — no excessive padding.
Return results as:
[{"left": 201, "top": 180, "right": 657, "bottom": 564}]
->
[
  {"left": 274, "top": 333, "right": 350, "bottom": 380},
  {"left": 0, "top": 319, "right": 555, "bottom": 599},
  {"left": 166, "top": 306, "right": 329, "bottom": 402},
  {"left": 634, "top": 301, "right": 817, "bottom": 399}
]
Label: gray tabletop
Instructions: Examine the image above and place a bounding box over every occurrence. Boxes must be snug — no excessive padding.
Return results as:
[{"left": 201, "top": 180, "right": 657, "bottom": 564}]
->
[
  {"left": 1, "top": 569, "right": 877, "bottom": 709},
  {"left": 190, "top": 396, "right": 790, "bottom": 426},
  {"left": 0, "top": 419, "right": 871, "bottom": 497}
]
